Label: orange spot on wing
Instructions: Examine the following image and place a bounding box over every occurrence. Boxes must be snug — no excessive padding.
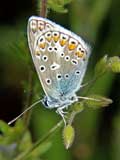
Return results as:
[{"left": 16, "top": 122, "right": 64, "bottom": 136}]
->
[
  {"left": 68, "top": 43, "right": 77, "bottom": 50},
  {"left": 39, "top": 42, "right": 46, "bottom": 49},
  {"left": 46, "top": 37, "right": 52, "bottom": 42},
  {"left": 38, "top": 21, "right": 44, "bottom": 31},
  {"left": 75, "top": 51, "right": 85, "bottom": 58},
  {"left": 35, "top": 51, "right": 41, "bottom": 55},
  {"left": 53, "top": 35, "right": 59, "bottom": 42},
  {"left": 59, "top": 39, "right": 67, "bottom": 46},
  {"left": 38, "top": 25, "right": 44, "bottom": 31}
]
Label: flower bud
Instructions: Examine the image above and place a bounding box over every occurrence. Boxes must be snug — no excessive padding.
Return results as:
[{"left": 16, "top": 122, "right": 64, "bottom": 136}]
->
[{"left": 63, "top": 124, "right": 75, "bottom": 149}]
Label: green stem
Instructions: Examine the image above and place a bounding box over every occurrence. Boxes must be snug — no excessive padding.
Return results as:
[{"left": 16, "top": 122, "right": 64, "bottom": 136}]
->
[
  {"left": 67, "top": 111, "right": 76, "bottom": 125},
  {"left": 14, "top": 120, "right": 63, "bottom": 160},
  {"left": 23, "top": 70, "right": 33, "bottom": 127}
]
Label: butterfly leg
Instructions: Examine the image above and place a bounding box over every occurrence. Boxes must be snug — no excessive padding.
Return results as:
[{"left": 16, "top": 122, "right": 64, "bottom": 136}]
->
[
  {"left": 77, "top": 96, "right": 101, "bottom": 101},
  {"left": 56, "top": 106, "right": 68, "bottom": 125}
]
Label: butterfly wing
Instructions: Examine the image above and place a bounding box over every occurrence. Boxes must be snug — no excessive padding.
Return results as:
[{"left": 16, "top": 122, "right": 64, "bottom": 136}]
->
[
  {"left": 27, "top": 16, "right": 60, "bottom": 99},
  {"left": 27, "top": 16, "right": 91, "bottom": 104}
]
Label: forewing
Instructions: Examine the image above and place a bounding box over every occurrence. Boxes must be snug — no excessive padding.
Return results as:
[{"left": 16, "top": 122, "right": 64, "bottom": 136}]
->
[
  {"left": 27, "top": 16, "right": 91, "bottom": 100},
  {"left": 27, "top": 16, "right": 59, "bottom": 98}
]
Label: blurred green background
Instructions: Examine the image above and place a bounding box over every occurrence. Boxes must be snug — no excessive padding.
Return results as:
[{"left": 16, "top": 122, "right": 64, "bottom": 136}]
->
[{"left": 0, "top": 0, "right": 120, "bottom": 160}]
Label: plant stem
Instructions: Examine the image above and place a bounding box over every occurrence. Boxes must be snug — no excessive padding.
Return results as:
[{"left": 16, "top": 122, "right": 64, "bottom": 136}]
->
[
  {"left": 68, "top": 111, "right": 76, "bottom": 125},
  {"left": 14, "top": 120, "right": 63, "bottom": 160},
  {"left": 40, "top": 0, "right": 48, "bottom": 17},
  {"left": 23, "top": 70, "right": 34, "bottom": 127},
  {"left": 23, "top": 0, "right": 48, "bottom": 126}
]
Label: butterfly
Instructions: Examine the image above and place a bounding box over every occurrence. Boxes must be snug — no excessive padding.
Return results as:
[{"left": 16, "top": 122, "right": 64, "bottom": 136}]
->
[{"left": 27, "top": 16, "right": 91, "bottom": 123}]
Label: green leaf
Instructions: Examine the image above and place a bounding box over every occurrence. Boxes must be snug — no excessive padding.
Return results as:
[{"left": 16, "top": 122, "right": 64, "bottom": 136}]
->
[
  {"left": 94, "top": 55, "right": 108, "bottom": 77},
  {"left": 84, "top": 95, "right": 113, "bottom": 109},
  {"left": 0, "top": 120, "right": 13, "bottom": 144},
  {"left": 0, "top": 119, "right": 25, "bottom": 145},
  {"left": 7, "top": 120, "right": 25, "bottom": 143},
  {"left": 0, "top": 120, "right": 10, "bottom": 135},
  {"left": 108, "top": 56, "right": 120, "bottom": 73},
  {"left": 47, "top": 0, "right": 72, "bottom": 13}
]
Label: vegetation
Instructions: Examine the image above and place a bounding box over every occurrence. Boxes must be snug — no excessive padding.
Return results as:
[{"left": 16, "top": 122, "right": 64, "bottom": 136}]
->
[{"left": 0, "top": 0, "right": 120, "bottom": 160}]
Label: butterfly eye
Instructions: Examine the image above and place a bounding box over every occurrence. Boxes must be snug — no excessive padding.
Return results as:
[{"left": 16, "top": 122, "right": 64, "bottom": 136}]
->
[
  {"left": 45, "top": 32, "right": 52, "bottom": 42},
  {"left": 38, "top": 21, "right": 44, "bottom": 31},
  {"left": 64, "top": 55, "right": 70, "bottom": 61},
  {"left": 71, "top": 59, "right": 78, "bottom": 65},
  {"left": 68, "top": 38, "right": 78, "bottom": 50},
  {"left": 42, "top": 55, "right": 48, "bottom": 62},
  {"left": 30, "top": 20, "right": 37, "bottom": 32},
  {"left": 75, "top": 70, "right": 81, "bottom": 75},
  {"left": 52, "top": 32, "right": 60, "bottom": 42},
  {"left": 59, "top": 34, "right": 68, "bottom": 46},
  {"left": 56, "top": 74, "right": 62, "bottom": 80},
  {"left": 46, "top": 78, "right": 52, "bottom": 85},
  {"left": 39, "top": 65, "right": 46, "bottom": 72}
]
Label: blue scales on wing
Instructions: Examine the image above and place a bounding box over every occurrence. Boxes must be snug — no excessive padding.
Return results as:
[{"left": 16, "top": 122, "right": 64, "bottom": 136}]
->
[{"left": 27, "top": 16, "right": 91, "bottom": 109}]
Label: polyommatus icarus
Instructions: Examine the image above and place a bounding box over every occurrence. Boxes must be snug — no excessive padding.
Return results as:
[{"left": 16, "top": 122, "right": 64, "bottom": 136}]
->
[{"left": 27, "top": 16, "right": 91, "bottom": 123}]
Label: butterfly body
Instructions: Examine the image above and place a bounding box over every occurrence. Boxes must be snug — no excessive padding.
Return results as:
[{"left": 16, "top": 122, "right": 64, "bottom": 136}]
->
[{"left": 27, "top": 16, "right": 91, "bottom": 118}]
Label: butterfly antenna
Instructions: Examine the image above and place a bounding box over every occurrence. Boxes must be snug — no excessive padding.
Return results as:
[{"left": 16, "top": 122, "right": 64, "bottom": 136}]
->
[
  {"left": 77, "top": 96, "right": 100, "bottom": 101},
  {"left": 8, "top": 99, "right": 42, "bottom": 125}
]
